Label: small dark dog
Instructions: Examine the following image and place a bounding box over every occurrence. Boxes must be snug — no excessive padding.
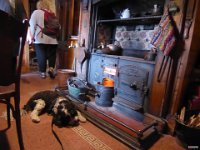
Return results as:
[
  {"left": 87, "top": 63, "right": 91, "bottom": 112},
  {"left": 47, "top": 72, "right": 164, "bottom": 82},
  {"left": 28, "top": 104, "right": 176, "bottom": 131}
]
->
[{"left": 23, "top": 90, "right": 86, "bottom": 127}]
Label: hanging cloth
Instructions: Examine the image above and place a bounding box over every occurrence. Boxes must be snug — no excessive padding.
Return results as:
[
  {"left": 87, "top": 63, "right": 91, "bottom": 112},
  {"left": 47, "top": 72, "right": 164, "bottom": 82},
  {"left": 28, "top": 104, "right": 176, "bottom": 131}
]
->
[
  {"left": 151, "top": 10, "right": 176, "bottom": 56},
  {"left": 151, "top": 10, "right": 177, "bottom": 82}
]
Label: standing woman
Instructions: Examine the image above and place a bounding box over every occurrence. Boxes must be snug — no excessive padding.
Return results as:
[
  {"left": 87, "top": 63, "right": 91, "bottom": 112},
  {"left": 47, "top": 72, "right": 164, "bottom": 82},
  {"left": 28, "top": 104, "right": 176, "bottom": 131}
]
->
[{"left": 29, "top": 0, "right": 58, "bottom": 79}]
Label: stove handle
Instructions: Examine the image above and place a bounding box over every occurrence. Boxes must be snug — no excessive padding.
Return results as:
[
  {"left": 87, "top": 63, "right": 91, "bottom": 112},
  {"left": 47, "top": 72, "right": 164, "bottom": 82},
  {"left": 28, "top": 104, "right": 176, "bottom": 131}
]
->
[
  {"left": 130, "top": 81, "right": 138, "bottom": 90},
  {"left": 130, "top": 81, "right": 149, "bottom": 96},
  {"left": 142, "top": 86, "right": 149, "bottom": 96}
]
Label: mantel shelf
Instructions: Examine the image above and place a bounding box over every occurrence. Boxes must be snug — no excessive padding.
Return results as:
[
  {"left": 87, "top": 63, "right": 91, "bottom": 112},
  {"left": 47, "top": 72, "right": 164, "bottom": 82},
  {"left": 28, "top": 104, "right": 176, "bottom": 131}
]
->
[
  {"left": 92, "top": 53, "right": 156, "bottom": 65},
  {"left": 97, "top": 15, "right": 162, "bottom": 25}
]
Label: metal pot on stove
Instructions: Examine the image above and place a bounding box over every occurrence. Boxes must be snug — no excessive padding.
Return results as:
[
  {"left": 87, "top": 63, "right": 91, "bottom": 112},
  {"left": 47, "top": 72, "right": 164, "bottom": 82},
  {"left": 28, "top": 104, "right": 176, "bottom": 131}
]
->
[
  {"left": 106, "top": 41, "right": 122, "bottom": 55},
  {"left": 102, "top": 78, "right": 114, "bottom": 87},
  {"left": 95, "top": 78, "right": 115, "bottom": 107}
]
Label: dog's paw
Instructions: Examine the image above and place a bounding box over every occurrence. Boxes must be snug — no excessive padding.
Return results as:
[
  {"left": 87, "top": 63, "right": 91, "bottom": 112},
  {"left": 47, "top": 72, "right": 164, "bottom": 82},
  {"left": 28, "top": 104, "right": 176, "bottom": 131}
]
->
[
  {"left": 30, "top": 112, "right": 41, "bottom": 123},
  {"left": 31, "top": 118, "right": 40, "bottom": 123},
  {"left": 77, "top": 111, "right": 87, "bottom": 123},
  {"left": 21, "top": 109, "right": 28, "bottom": 116},
  {"left": 30, "top": 116, "right": 40, "bottom": 123}
]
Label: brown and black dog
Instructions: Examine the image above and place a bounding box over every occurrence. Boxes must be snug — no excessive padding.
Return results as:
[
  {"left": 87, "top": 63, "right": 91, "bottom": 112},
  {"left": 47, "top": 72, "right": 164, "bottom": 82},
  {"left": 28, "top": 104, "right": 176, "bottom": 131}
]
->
[{"left": 23, "top": 90, "right": 86, "bottom": 127}]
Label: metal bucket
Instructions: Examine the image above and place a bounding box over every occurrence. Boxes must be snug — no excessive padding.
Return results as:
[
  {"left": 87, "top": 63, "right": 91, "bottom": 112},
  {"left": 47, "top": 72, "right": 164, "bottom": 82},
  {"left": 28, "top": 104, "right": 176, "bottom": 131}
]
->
[
  {"left": 175, "top": 110, "right": 200, "bottom": 148},
  {"left": 67, "top": 77, "right": 88, "bottom": 99},
  {"left": 95, "top": 83, "right": 114, "bottom": 107},
  {"left": 57, "top": 69, "right": 75, "bottom": 88}
]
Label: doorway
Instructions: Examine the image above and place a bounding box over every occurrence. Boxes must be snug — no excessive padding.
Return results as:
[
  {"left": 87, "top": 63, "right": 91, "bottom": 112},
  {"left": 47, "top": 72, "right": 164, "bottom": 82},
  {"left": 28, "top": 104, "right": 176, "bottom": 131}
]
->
[{"left": 25, "top": 0, "right": 81, "bottom": 72}]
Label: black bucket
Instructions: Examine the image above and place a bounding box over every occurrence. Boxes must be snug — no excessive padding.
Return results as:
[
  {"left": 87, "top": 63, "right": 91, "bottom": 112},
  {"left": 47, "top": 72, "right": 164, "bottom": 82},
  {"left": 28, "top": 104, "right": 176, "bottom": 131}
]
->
[
  {"left": 95, "top": 84, "right": 114, "bottom": 107},
  {"left": 175, "top": 110, "right": 200, "bottom": 148}
]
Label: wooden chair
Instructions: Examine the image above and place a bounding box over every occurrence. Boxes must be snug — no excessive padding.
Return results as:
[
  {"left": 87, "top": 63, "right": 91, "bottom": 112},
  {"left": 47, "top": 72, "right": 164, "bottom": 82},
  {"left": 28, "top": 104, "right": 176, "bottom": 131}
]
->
[{"left": 0, "top": 10, "right": 28, "bottom": 150}]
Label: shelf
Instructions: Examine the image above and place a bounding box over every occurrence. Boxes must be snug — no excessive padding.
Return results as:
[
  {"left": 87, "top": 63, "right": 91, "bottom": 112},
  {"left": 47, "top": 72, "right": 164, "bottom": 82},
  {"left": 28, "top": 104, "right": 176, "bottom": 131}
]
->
[
  {"left": 92, "top": 53, "right": 156, "bottom": 65},
  {"left": 97, "top": 15, "right": 162, "bottom": 25}
]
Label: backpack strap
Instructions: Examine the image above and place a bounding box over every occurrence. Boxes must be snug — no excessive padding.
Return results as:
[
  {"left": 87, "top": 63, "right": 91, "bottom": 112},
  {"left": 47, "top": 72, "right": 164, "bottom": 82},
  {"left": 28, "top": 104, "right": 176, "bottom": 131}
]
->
[
  {"left": 35, "top": 9, "right": 51, "bottom": 38},
  {"left": 36, "top": 24, "right": 44, "bottom": 38}
]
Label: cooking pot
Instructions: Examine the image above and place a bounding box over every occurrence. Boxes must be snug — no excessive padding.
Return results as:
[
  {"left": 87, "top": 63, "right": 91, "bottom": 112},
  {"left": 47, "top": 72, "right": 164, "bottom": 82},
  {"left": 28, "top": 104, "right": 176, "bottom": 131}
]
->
[
  {"left": 102, "top": 78, "right": 114, "bottom": 87},
  {"left": 144, "top": 51, "right": 157, "bottom": 61},
  {"left": 57, "top": 69, "right": 75, "bottom": 87},
  {"left": 107, "top": 44, "right": 121, "bottom": 51},
  {"left": 95, "top": 83, "right": 114, "bottom": 107},
  {"left": 106, "top": 44, "right": 122, "bottom": 55},
  {"left": 95, "top": 78, "right": 115, "bottom": 107}
]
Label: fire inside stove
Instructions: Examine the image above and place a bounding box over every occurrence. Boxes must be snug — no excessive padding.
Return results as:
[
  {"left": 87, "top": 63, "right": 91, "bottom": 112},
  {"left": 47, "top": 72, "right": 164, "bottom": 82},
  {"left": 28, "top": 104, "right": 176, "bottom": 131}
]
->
[{"left": 103, "top": 66, "right": 117, "bottom": 76}]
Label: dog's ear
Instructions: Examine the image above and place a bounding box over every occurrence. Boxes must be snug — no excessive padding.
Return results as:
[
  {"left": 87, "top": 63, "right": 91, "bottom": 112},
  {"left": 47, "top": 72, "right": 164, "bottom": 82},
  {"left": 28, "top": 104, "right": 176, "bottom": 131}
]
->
[
  {"left": 53, "top": 112, "right": 71, "bottom": 127},
  {"left": 68, "top": 109, "right": 78, "bottom": 117},
  {"left": 57, "top": 97, "right": 67, "bottom": 102},
  {"left": 34, "top": 99, "right": 43, "bottom": 103},
  {"left": 33, "top": 99, "right": 39, "bottom": 103},
  {"left": 52, "top": 115, "right": 63, "bottom": 127}
]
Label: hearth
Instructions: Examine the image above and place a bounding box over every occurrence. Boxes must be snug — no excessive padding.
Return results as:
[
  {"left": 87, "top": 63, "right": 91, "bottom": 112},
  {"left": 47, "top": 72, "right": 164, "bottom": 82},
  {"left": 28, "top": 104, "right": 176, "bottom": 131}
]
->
[
  {"left": 56, "top": 85, "right": 162, "bottom": 149},
  {"left": 55, "top": 52, "right": 164, "bottom": 149}
]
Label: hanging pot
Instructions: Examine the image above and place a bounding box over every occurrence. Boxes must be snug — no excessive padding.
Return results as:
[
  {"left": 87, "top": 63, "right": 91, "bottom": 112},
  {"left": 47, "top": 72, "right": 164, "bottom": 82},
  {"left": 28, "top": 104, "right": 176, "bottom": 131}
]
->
[{"left": 106, "top": 44, "right": 122, "bottom": 55}]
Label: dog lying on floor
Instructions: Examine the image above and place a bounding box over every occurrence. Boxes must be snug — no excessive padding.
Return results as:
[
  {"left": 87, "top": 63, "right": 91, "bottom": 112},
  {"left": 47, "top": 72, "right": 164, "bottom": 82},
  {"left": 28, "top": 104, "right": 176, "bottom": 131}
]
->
[{"left": 23, "top": 90, "right": 86, "bottom": 127}]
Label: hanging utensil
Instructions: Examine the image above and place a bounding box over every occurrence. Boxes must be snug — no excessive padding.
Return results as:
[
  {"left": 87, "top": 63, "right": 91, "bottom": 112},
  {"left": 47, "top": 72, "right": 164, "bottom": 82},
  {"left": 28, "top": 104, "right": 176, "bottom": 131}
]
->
[{"left": 74, "top": 47, "right": 88, "bottom": 73}]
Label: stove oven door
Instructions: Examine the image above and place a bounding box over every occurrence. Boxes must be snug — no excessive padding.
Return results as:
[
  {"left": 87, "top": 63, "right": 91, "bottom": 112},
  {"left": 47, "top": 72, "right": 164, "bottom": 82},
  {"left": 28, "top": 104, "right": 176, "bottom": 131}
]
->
[
  {"left": 88, "top": 54, "right": 104, "bottom": 84},
  {"left": 116, "top": 59, "right": 154, "bottom": 109}
]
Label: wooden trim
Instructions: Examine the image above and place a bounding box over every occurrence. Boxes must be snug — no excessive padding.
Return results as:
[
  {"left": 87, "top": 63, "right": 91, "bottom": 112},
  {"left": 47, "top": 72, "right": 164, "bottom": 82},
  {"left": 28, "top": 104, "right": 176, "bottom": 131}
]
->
[{"left": 170, "top": 0, "right": 200, "bottom": 114}]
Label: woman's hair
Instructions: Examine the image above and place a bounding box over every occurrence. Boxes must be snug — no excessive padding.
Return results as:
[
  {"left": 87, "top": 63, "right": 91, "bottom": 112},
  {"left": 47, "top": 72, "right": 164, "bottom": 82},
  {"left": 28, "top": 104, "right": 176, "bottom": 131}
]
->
[{"left": 36, "top": 0, "right": 49, "bottom": 10}]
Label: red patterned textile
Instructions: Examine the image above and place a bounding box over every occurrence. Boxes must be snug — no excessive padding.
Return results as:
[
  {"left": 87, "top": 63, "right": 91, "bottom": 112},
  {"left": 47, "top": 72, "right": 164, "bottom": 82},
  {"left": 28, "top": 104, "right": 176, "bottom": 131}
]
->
[{"left": 151, "top": 11, "right": 176, "bottom": 56}]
